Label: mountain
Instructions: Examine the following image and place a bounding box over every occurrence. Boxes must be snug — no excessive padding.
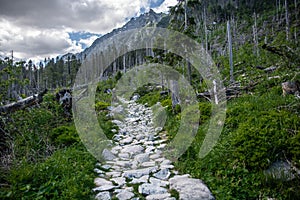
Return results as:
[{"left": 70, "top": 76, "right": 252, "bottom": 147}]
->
[{"left": 70, "top": 9, "right": 168, "bottom": 61}]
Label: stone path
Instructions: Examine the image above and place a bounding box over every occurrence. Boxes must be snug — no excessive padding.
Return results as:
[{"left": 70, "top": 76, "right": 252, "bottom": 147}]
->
[{"left": 93, "top": 98, "right": 215, "bottom": 200}]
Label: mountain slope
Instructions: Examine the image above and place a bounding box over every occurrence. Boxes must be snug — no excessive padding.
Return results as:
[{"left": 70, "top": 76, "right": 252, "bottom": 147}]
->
[{"left": 76, "top": 9, "right": 167, "bottom": 60}]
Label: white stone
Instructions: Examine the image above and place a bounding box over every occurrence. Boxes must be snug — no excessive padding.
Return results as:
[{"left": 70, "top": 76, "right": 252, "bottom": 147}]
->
[
  {"left": 111, "top": 146, "right": 122, "bottom": 154},
  {"left": 141, "top": 161, "right": 157, "bottom": 167},
  {"left": 112, "top": 120, "right": 123, "bottom": 126},
  {"left": 116, "top": 190, "right": 135, "bottom": 200},
  {"left": 121, "top": 145, "right": 144, "bottom": 155},
  {"left": 150, "top": 154, "right": 161, "bottom": 160},
  {"left": 169, "top": 175, "right": 215, "bottom": 200},
  {"left": 153, "top": 168, "right": 171, "bottom": 180},
  {"left": 160, "top": 165, "right": 174, "bottom": 170},
  {"left": 120, "top": 137, "right": 133, "bottom": 145},
  {"left": 145, "top": 146, "right": 156, "bottom": 153},
  {"left": 138, "top": 183, "right": 168, "bottom": 195},
  {"left": 123, "top": 167, "right": 158, "bottom": 179},
  {"left": 102, "top": 149, "right": 117, "bottom": 161},
  {"left": 93, "top": 184, "right": 116, "bottom": 192},
  {"left": 146, "top": 193, "right": 171, "bottom": 200},
  {"left": 115, "top": 161, "right": 132, "bottom": 168},
  {"left": 130, "top": 175, "right": 149, "bottom": 184},
  {"left": 134, "top": 153, "right": 150, "bottom": 163},
  {"left": 101, "top": 164, "right": 112, "bottom": 170},
  {"left": 118, "top": 152, "right": 130, "bottom": 159},
  {"left": 161, "top": 159, "right": 172, "bottom": 165},
  {"left": 149, "top": 177, "right": 169, "bottom": 187},
  {"left": 94, "top": 168, "right": 105, "bottom": 174},
  {"left": 106, "top": 172, "right": 122, "bottom": 178},
  {"left": 111, "top": 177, "right": 126, "bottom": 186},
  {"left": 95, "top": 191, "right": 111, "bottom": 200},
  {"left": 94, "top": 178, "right": 113, "bottom": 187}
]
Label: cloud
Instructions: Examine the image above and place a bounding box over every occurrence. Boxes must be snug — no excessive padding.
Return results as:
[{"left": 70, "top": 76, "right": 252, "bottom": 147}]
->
[
  {"left": 153, "top": 0, "right": 177, "bottom": 13},
  {"left": 0, "top": 0, "right": 177, "bottom": 62}
]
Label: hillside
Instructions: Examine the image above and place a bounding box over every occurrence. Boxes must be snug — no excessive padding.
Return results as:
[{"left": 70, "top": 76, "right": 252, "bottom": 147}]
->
[{"left": 1, "top": 0, "right": 300, "bottom": 199}]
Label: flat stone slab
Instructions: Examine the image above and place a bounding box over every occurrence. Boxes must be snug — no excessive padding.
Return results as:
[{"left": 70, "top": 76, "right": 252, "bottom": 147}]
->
[
  {"left": 123, "top": 167, "right": 158, "bottom": 179},
  {"left": 146, "top": 193, "right": 171, "bottom": 200},
  {"left": 138, "top": 183, "right": 168, "bottom": 195},
  {"left": 121, "top": 145, "right": 144, "bottom": 155},
  {"left": 169, "top": 175, "right": 215, "bottom": 200},
  {"left": 95, "top": 191, "right": 111, "bottom": 200},
  {"left": 116, "top": 190, "right": 135, "bottom": 200},
  {"left": 94, "top": 178, "right": 113, "bottom": 187}
]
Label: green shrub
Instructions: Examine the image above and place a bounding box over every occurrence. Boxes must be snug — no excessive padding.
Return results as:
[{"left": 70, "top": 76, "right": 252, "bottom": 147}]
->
[
  {"left": 50, "top": 125, "right": 80, "bottom": 146},
  {"left": 231, "top": 110, "right": 299, "bottom": 170},
  {"left": 3, "top": 145, "right": 96, "bottom": 200},
  {"left": 95, "top": 101, "right": 110, "bottom": 111}
]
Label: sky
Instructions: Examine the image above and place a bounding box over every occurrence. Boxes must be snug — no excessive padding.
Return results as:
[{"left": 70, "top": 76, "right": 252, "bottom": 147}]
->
[{"left": 0, "top": 0, "right": 178, "bottom": 63}]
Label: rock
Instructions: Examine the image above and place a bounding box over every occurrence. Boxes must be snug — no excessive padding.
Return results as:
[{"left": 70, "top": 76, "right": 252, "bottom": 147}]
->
[
  {"left": 118, "top": 152, "right": 130, "bottom": 159},
  {"left": 131, "top": 94, "right": 140, "bottom": 101},
  {"left": 148, "top": 134, "right": 155, "bottom": 141},
  {"left": 115, "top": 160, "right": 132, "bottom": 168},
  {"left": 146, "top": 193, "right": 171, "bottom": 200},
  {"left": 138, "top": 183, "right": 168, "bottom": 195},
  {"left": 102, "top": 149, "right": 117, "bottom": 161},
  {"left": 145, "top": 146, "right": 156, "bottom": 153},
  {"left": 146, "top": 193, "right": 172, "bottom": 200},
  {"left": 116, "top": 190, "right": 135, "bottom": 200},
  {"left": 169, "top": 175, "right": 215, "bottom": 200},
  {"left": 155, "top": 127, "right": 163, "bottom": 133},
  {"left": 93, "top": 184, "right": 116, "bottom": 192},
  {"left": 123, "top": 167, "right": 158, "bottom": 179},
  {"left": 121, "top": 145, "right": 144, "bottom": 155},
  {"left": 141, "top": 161, "right": 157, "bottom": 167},
  {"left": 101, "top": 164, "right": 112, "bottom": 170},
  {"left": 150, "top": 154, "right": 161, "bottom": 160},
  {"left": 160, "top": 165, "right": 174, "bottom": 170},
  {"left": 120, "top": 137, "right": 133, "bottom": 145},
  {"left": 94, "top": 178, "right": 113, "bottom": 187},
  {"left": 136, "top": 134, "right": 145, "bottom": 140},
  {"left": 134, "top": 153, "right": 150, "bottom": 163},
  {"left": 130, "top": 175, "right": 149, "bottom": 184},
  {"left": 111, "top": 177, "right": 126, "bottom": 186},
  {"left": 282, "top": 81, "right": 300, "bottom": 96},
  {"left": 111, "top": 146, "right": 122, "bottom": 154},
  {"left": 153, "top": 168, "right": 171, "bottom": 180},
  {"left": 264, "top": 161, "right": 300, "bottom": 181},
  {"left": 95, "top": 191, "right": 111, "bottom": 200},
  {"left": 94, "top": 168, "right": 105, "bottom": 174},
  {"left": 106, "top": 171, "right": 122, "bottom": 178},
  {"left": 149, "top": 177, "right": 169, "bottom": 187},
  {"left": 161, "top": 159, "right": 172, "bottom": 165},
  {"left": 112, "top": 120, "right": 123, "bottom": 126}
]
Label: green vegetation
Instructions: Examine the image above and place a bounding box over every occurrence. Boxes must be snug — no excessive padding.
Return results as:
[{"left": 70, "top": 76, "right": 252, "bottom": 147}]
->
[
  {"left": 0, "top": 93, "right": 99, "bottom": 199},
  {"left": 1, "top": 0, "right": 300, "bottom": 199}
]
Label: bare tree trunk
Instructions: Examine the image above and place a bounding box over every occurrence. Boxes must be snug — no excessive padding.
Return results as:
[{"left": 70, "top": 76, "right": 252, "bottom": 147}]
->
[
  {"left": 252, "top": 13, "right": 259, "bottom": 57},
  {"left": 285, "top": 0, "right": 290, "bottom": 41},
  {"left": 170, "top": 80, "right": 180, "bottom": 108},
  {"left": 227, "top": 21, "right": 234, "bottom": 83},
  {"left": 184, "top": 0, "right": 188, "bottom": 30},
  {"left": 295, "top": 0, "right": 298, "bottom": 42},
  {"left": 203, "top": 6, "right": 208, "bottom": 53}
]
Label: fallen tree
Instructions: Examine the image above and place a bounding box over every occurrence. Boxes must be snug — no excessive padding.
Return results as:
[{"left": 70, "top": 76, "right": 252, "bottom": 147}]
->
[{"left": 0, "top": 89, "right": 48, "bottom": 114}]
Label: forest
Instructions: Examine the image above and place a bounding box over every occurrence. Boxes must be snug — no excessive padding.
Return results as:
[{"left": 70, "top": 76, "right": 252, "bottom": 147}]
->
[{"left": 1, "top": 0, "right": 300, "bottom": 199}]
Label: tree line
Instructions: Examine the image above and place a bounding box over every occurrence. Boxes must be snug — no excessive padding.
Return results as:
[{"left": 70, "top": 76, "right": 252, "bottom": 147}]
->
[{"left": 0, "top": 54, "right": 81, "bottom": 104}]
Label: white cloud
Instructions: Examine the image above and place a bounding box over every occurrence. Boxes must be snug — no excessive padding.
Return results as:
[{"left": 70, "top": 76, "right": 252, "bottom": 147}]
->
[
  {"left": 79, "top": 35, "right": 99, "bottom": 48},
  {"left": 153, "top": 0, "right": 177, "bottom": 13},
  {"left": 0, "top": 0, "right": 178, "bottom": 62}
]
